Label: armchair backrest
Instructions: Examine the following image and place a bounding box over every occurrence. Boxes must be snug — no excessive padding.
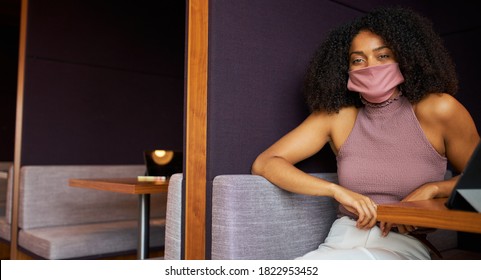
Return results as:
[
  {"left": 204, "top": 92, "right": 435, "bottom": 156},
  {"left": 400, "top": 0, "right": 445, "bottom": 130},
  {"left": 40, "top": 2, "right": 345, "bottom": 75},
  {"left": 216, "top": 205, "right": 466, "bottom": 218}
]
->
[
  {"left": 164, "top": 173, "right": 184, "bottom": 260},
  {"left": 211, "top": 173, "right": 339, "bottom": 259}
]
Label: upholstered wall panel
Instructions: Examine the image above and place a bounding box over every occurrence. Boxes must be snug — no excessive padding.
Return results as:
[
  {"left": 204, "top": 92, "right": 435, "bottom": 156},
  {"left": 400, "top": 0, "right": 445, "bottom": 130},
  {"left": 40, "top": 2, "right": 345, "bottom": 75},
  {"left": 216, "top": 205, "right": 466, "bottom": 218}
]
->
[
  {"left": 20, "top": 0, "right": 185, "bottom": 164},
  {"left": 0, "top": 23, "right": 18, "bottom": 161},
  {"left": 443, "top": 28, "right": 481, "bottom": 131},
  {"left": 207, "top": 0, "right": 362, "bottom": 178},
  {"left": 21, "top": 58, "right": 183, "bottom": 165},
  {"left": 25, "top": 0, "right": 184, "bottom": 77}
]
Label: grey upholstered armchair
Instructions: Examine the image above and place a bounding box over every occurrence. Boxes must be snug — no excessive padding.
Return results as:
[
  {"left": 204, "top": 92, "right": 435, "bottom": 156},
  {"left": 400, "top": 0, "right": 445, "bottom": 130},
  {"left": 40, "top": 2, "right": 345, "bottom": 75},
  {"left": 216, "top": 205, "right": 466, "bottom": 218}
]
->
[
  {"left": 164, "top": 172, "right": 469, "bottom": 260},
  {"left": 164, "top": 173, "right": 339, "bottom": 260}
]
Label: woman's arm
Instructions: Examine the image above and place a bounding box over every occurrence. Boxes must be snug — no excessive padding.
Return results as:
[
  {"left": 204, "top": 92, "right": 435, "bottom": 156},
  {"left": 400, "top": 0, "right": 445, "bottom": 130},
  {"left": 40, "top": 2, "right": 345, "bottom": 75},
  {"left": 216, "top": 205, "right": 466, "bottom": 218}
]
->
[
  {"left": 380, "top": 93, "right": 480, "bottom": 236},
  {"left": 414, "top": 93, "right": 480, "bottom": 199},
  {"left": 252, "top": 110, "right": 379, "bottom": 229},
  {"left": 251, "top": 111, "right": 335, "bottom": 196}
]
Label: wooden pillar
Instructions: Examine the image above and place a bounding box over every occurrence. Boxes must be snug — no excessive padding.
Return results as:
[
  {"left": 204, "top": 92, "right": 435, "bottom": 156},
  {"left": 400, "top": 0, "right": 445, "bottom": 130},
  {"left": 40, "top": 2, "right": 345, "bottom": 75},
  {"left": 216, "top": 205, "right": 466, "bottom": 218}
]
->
[
  {"left": 184, "top": 0, "right": 209, "bottom": 260},
  {"left": 10, "top": 0, "right": 28, "bottom": 260}
]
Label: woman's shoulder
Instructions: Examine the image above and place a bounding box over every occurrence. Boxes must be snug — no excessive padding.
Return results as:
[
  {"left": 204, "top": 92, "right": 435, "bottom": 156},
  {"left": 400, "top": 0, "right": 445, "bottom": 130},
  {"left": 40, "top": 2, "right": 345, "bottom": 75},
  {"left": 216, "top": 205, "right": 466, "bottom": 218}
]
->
[
  {"left": 308, "top": 106, "right": 358, "bottom": 133},
  {"left": 310, "top": 105, "right": 358, "bottom": 119},
  {"left": 414, "top": 93, "right": 462, "bottom": 122}
]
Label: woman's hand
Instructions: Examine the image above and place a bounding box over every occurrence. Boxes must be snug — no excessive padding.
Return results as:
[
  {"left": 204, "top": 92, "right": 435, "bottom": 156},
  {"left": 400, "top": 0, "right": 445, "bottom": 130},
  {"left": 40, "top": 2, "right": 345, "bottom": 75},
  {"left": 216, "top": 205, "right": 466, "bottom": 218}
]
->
[
  {"left": 331, "top": 186, "right": 378, "bottom": 230},
  {"left": 379, "top": 182, "right": 440, "bottom": 236},
  {"left": 379, "top": 222, "right": 417, "bottom": 236}
]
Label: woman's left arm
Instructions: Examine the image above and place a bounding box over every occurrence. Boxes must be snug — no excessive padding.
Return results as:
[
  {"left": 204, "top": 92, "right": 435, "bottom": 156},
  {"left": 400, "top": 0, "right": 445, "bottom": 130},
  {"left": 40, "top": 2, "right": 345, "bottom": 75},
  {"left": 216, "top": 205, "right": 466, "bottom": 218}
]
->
[
  {"left": 411, "top": 93, "right": 480, "bottom": 199},
  {"left": 380, "top": 93, "right": 480, "bottom": 236}
]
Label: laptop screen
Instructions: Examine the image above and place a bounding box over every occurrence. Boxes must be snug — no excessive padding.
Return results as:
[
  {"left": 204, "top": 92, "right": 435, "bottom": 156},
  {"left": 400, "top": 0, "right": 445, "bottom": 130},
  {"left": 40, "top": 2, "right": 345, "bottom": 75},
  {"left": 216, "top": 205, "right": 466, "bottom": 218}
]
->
[{"left": 445, "top": 142, "right": 481, "bottom": 212}]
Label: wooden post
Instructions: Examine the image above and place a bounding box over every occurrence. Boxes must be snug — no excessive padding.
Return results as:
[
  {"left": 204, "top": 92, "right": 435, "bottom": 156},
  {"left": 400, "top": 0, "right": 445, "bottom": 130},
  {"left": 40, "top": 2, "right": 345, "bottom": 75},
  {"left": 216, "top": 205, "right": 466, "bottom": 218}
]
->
[
  {"left": 184, "top": 0, "right": 209, "bottom": 260},
  {"left": 10, "top": 0, "right": 28, "bottom": 260}
]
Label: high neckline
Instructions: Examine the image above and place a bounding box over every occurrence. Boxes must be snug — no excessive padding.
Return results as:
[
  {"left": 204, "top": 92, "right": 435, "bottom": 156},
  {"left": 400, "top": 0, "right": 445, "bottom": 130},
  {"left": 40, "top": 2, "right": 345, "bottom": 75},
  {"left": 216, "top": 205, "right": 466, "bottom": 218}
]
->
[
  {"left": 361, "top": 92, "right": 402, "bottom": 108},
  {"left": 361, "top": 92, "right": 405, "bottom": 115}
]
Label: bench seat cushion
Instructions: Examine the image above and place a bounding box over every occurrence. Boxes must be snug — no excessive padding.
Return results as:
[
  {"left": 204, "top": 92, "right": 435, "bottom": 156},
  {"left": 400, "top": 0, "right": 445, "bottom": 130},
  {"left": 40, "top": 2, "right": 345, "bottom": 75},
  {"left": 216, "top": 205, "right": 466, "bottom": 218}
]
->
[
  {"left": 18, "top": 218, "right": 165, "bottom": 259},
  {"left": 18, "top": 165, "right": 168, "bottom": 229}
]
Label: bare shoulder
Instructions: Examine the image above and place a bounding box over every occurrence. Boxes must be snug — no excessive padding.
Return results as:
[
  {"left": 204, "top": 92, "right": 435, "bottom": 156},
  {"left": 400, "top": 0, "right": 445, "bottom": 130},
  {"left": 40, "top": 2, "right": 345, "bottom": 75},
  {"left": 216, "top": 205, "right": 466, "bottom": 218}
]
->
[
  {"left": 415, "top": 93, "right": 479, "bottom": 160},
  {"left": 310, "top": 106, "right": 357, "bottom": 153},
  {"left": 308, "top": 106, "right": 357, "bottom": 125},
  {"left": 414, "top": 93, "right": 465, "bottom": 122}
]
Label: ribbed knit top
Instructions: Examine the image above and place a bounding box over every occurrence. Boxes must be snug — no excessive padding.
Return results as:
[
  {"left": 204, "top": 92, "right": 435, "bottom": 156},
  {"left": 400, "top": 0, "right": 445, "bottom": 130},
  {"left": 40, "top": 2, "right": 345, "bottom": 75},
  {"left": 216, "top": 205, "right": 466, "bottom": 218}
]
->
[{"left": 336, "top": 95, "right": 447, "bottom": 217}]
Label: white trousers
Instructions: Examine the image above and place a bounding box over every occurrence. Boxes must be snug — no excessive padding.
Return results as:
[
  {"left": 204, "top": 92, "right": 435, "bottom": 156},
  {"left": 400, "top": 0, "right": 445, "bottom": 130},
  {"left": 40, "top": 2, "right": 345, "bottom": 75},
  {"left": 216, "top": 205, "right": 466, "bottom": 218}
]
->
[{"left": 296, "top": 216, "right": 431, "bottom": 260}]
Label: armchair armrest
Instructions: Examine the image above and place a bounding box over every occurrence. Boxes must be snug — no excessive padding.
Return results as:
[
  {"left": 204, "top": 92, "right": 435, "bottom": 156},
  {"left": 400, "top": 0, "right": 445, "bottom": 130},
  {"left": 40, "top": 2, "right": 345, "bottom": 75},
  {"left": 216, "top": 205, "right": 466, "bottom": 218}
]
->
[{"left": 212, "top": 173, "right": 339, "bottom": 259}]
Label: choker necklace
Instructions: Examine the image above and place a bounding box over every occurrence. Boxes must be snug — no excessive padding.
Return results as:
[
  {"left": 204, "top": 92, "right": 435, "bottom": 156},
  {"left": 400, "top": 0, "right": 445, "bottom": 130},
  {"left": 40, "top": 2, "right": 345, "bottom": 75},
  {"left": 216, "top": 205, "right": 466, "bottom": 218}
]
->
[{"left": 360, "top": 92, "right": 402, "bottom": 108}]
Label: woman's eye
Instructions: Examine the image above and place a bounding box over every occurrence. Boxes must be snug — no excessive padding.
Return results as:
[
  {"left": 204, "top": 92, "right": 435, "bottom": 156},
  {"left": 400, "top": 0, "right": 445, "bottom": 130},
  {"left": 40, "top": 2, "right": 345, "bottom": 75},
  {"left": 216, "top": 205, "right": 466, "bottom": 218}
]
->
[
  {"left": 378, "top": 54, "right": 390, "bottom": 59},
  {"left": 351, "top": 58, "right": 364, "bottom": 64}
]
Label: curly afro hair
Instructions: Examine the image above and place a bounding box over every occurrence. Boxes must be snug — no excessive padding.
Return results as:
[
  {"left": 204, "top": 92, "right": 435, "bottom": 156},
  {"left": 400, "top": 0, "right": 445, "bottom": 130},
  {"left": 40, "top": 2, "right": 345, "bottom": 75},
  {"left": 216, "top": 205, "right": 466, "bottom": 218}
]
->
[{"left": 304, "top": 6, "right": 458, "bottom": 113}]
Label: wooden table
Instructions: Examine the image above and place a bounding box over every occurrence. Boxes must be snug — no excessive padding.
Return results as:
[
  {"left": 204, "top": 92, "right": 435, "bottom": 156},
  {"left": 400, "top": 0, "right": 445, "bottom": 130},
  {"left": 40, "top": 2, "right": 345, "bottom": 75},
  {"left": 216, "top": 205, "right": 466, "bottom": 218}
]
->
[
  {"left": 377, "top": 198, "right": 481, "bottom": 234},
  {"left": 69, "top": 178, "right": 168, "bottom": 259}
]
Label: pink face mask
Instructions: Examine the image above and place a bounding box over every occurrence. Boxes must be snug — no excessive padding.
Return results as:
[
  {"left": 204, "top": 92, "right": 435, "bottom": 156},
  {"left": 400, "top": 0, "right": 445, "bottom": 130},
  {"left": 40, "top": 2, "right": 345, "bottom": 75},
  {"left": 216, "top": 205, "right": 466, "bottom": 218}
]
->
[{"left": 347, "top": 63, "right": 405, "bottom": 103}]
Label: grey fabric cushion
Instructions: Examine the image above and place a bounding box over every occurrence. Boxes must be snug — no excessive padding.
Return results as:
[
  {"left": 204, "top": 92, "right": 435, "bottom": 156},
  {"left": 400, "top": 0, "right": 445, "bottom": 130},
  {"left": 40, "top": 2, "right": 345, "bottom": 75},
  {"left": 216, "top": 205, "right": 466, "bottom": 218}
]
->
[
  {"left": 211, "top": 173, "right": 339, "bottom": 260},
  {"left": 18, "top": 165, "right": 166, "bottom": 229},
  {"left": 163, "top": 173, "right": 183, "bottom": 260},
  {"left": 13, "top": 165, "right": 168, "bottom": 259},
  {"left": 18, "top": 218, "right": 165, "bottom": 259}
]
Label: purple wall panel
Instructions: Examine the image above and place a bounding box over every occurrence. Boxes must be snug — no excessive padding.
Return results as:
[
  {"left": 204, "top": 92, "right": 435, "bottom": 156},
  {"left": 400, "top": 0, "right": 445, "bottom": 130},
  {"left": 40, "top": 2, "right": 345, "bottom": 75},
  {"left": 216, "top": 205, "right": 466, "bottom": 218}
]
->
[
  {"left": 0, "top": 25, "right": 18, "bottom": 161},
  {"left": 21, "top": 59, "right": 183, "bottom": 165},
  {"left": 21, "top": 0, "right": 185, "bottom": 165},
  {"left": 207, "top": 0, "right": 362, "bottom": 177},
  {"left": 443, "top": 29, "right": 481, "bottom": 133},
  {"left": 26, "top": 0, "right": 184, "bottom": 78}
]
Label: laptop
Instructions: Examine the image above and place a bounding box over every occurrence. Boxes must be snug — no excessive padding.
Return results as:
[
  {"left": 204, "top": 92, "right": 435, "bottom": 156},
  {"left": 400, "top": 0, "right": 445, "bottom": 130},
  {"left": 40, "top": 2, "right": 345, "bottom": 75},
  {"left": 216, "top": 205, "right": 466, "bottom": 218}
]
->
[
  {"left": 445, "top": 141, "right": 481, "bottom": 212},
  {"left": 143, "top": 150, "right": 183, "bottom": 178}
]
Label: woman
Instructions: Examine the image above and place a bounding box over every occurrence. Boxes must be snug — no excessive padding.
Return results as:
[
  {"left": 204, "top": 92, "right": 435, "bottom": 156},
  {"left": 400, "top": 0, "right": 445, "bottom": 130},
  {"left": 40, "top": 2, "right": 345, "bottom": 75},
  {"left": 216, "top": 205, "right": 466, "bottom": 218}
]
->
[{"left": 251, "top": 7, "right": 479, "bottom": 259}]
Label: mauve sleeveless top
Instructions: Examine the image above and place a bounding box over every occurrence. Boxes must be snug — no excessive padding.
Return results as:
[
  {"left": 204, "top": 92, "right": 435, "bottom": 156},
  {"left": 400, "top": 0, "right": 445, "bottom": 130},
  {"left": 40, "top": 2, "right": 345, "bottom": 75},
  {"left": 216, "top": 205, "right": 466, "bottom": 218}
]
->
[{"left": 336, "top": 95, "right": 447, "bottom": 217}]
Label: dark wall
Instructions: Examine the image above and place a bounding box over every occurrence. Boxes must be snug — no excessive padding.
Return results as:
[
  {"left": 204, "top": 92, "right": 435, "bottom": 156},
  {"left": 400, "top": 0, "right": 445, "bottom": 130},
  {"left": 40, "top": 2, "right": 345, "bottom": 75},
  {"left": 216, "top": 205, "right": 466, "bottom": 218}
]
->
[
  {"left": 0, "top": 0, "right": 20, "bottom": 162},
  {"left": 443, "top": 28, "right": 481, "bottom": 131},
  {"left": 20, "top": 0, "right": 185, "bottom": 165},
  {"left": 207, "top": 0, "right": 362, "bottom": 179}
]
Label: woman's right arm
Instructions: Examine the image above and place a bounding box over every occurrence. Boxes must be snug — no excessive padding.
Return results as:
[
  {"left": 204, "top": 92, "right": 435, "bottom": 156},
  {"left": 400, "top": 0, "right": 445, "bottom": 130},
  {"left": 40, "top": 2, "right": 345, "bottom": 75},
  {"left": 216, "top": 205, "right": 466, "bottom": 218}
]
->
[
  {"left": 251, "top": 111, "right": 338, "bottom": 196},
  {"left": 251, "top": 111, "right": 378, "bottom": 229}
]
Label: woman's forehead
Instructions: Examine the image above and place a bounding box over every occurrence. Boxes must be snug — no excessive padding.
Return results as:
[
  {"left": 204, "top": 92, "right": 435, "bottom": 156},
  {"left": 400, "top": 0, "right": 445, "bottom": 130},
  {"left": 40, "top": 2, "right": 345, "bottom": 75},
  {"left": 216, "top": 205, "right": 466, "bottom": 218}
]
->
[{"left": 349, "top": 30, "right": 388, "bottom": 54}]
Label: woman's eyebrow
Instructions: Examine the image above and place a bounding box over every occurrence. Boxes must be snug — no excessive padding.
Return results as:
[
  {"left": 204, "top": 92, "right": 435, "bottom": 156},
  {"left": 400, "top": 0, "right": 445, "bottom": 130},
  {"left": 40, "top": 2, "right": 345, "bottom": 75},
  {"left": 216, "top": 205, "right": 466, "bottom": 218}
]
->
[
  {"left": 350, "top": 45, "right": 390, "bottom": 56},
  {"left": 349, "top": 50, "right": 364, "bottom": 57},
  {"left": 373, "top": 45, "right": 390, "bottom": 52}
]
